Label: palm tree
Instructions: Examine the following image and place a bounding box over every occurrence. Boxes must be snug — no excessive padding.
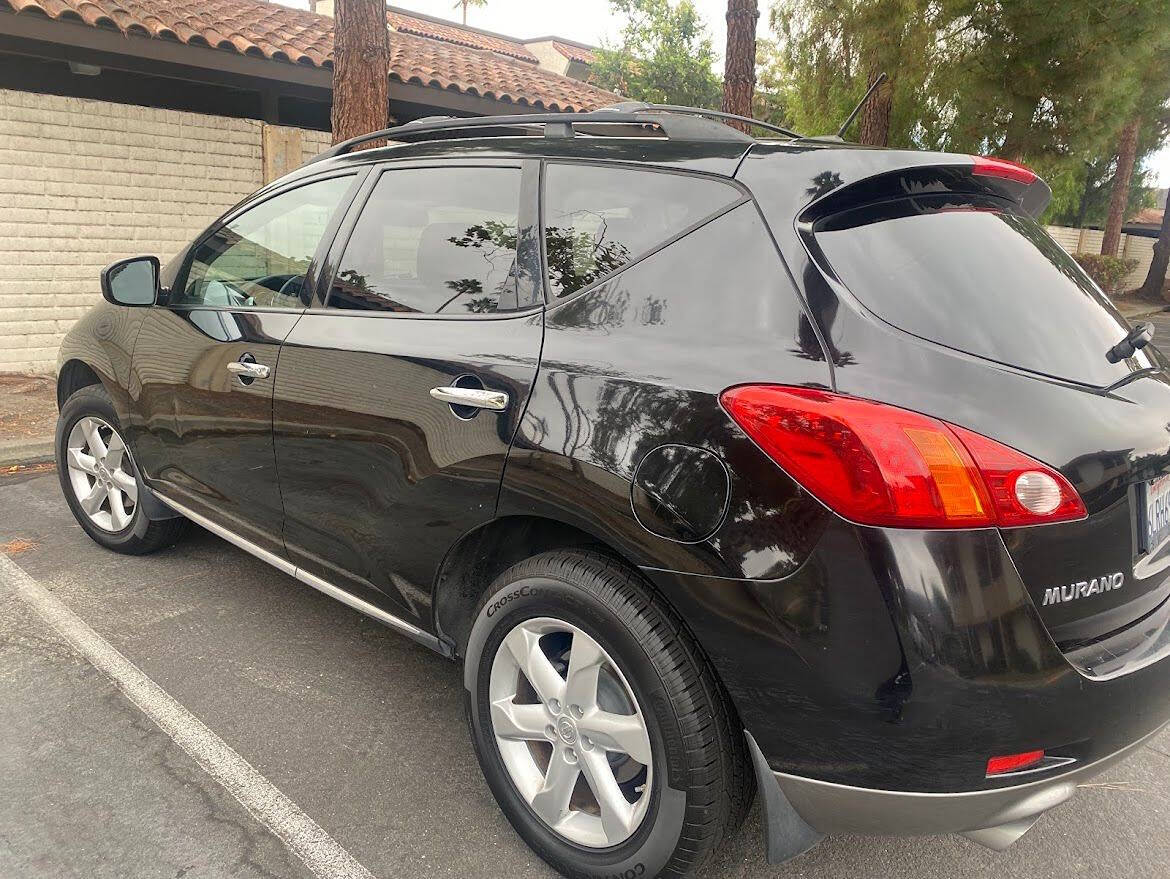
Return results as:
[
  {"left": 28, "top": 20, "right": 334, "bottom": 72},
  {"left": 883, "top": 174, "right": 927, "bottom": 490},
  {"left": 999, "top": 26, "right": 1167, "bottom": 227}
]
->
[{"left": 453, "top": 0, "right": 487, "bottom": 26}]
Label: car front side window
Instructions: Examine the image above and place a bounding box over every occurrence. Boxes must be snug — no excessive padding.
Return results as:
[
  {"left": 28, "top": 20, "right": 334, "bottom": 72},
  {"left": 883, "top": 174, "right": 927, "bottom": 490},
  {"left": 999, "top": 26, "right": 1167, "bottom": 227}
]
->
[{"left": 175, "top": 175, "right": 354, "bottom": 309}]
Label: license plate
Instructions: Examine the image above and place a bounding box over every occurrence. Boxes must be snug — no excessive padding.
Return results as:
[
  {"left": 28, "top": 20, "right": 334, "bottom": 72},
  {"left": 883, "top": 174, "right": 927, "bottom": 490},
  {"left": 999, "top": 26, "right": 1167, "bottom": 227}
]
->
[{"left": 1143, "top": 474, "right": 1170, "bottom": 553}]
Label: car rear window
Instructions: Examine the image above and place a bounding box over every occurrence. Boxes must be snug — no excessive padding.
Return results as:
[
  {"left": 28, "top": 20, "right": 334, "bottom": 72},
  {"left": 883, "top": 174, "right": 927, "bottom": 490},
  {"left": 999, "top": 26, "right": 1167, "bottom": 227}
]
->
[
  {"left": 543, "top": 163, "right": 743, "bottom": 298},
  {"left": 813, "top": 195, "right": 1151, "bottom": 387}
]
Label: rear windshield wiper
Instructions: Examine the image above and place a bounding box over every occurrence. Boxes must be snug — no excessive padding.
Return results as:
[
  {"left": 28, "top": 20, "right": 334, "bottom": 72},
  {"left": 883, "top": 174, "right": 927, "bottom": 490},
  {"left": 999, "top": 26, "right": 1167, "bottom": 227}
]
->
[{"left": 1106, "top": 321, "right": 1154, "bottom": 364}]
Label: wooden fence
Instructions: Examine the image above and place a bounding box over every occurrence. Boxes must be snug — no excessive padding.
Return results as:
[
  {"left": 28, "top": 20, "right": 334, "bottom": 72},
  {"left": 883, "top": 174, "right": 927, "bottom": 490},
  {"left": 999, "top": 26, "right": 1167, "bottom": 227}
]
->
[{"left": 1045, "top": 225, "right": 1155, "bottom": 290}]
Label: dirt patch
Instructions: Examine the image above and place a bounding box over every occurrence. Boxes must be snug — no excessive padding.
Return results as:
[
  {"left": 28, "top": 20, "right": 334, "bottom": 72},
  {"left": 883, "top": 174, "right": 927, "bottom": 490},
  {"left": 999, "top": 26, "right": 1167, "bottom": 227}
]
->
[
  {"left": 0, "top": 373, "right": 57, "bottom": 443},
  {"left": 1, "top": 461, "right": 56, "bottom": 478},
  {"left": 0, "top": 537, "right": 38, "bottom": 555}
]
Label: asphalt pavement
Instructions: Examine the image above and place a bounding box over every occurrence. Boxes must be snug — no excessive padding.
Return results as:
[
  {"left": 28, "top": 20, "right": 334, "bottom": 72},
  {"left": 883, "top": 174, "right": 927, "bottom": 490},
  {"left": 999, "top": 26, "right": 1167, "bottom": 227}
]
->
[
  {"left": 1142, "top": 308, "right": 1170, "bottom": 346},
  {"left": 2, "top": 469, "right": 1169, "bottom": 879}
]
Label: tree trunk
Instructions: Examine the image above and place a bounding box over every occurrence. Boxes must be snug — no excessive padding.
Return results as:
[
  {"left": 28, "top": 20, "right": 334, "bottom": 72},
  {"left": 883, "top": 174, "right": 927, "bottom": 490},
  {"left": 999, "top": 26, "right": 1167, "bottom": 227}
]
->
[
  {"left": 1075, "top": 163, "right": 1093, "bottom": 229},
  {"left": 998, "top": 131, "right": 1026, "bottom": 164},
  {"left": 1102, "top": 117, "right": 1141, "bottom": 257},
  {"left": 331, "top": 0, "right": 390, "bottom": 145},
  {"left": 1140, "top": 204, "right": 1170, "bottom": 301},
  {"left": 721, "top": 0, "right": 758, "bottom": 132},
  {"left": 857, "top": 66, "right": 892, "bottom": 146}
]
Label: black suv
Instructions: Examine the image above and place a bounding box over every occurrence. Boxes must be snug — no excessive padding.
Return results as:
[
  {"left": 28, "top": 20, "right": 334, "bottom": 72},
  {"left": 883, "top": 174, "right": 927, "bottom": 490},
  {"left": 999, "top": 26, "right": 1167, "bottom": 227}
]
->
[{"left": 56, "top": 106, "right": 1170, "bottom": 878}]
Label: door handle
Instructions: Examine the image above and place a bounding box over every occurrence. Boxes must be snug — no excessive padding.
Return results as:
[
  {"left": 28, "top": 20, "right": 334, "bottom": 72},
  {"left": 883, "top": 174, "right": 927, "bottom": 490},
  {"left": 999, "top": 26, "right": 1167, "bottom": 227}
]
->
[
  {"left": 429, "top": 386, "right": 509, "bottom": 411},
  {"left": 226, "top": 360, "right": 270, "bottom": 380}
]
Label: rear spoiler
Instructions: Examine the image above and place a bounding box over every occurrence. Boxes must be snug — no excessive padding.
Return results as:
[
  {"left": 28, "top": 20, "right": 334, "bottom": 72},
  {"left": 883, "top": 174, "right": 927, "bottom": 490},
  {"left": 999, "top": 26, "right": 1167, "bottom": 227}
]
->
[{"left": 797, "top": 153, "right": 1053, "bottom": 222}]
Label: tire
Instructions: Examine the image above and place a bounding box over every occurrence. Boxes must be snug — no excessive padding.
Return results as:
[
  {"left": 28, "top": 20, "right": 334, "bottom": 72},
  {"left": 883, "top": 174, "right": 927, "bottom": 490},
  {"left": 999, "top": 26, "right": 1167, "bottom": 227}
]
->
[
  {"left": 464, "top": 550, "right": 753, "bottom": 879},
  {"left": 56, "top": 384, "right": 188, "bottom": 555}
]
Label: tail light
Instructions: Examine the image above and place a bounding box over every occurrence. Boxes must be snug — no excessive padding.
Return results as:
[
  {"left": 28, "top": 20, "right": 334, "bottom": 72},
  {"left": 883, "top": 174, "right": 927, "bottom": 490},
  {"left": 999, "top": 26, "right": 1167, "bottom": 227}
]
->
[{"left": 720, "top": 386, "right": 1085, "bottom": 529}]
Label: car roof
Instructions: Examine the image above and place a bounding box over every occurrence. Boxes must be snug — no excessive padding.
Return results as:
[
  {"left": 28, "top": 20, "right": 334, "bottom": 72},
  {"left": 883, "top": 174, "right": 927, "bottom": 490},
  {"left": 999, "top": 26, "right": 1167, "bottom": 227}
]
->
[{"left": 292, "top": 135, "right": 757, "bottom": 179}]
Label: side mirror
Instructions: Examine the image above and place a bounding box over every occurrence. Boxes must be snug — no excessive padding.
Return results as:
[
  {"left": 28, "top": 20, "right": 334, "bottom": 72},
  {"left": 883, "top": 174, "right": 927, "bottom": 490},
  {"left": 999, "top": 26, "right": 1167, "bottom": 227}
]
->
[{"left": 101, "top": 255, "right": 160, "bottom": 307}]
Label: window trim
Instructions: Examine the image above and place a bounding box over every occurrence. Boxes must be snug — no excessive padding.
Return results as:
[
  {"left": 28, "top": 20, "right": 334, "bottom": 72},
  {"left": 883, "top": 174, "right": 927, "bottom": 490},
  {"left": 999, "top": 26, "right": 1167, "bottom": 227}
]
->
[
  {"left": 313, "top": 159, "right": 542, "bottom": 321},
  {"left": 539, "top": 159, "right": 751, "bottom": 308},
  {"left": 168, "top": 168, "right": 366, "bottom": 313}
]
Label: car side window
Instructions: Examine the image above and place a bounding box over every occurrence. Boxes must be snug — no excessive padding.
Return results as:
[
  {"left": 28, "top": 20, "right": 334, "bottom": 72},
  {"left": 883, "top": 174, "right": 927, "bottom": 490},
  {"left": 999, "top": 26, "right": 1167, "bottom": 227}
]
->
[
  {"left": 542, "top": 164, "right": 743, "bottom": 299},
  {"left": 327, "top": 167, "right": 523, "bottom": 315},
  {"left": 175, "top": 175, "right": 353, "bottom": 309}
]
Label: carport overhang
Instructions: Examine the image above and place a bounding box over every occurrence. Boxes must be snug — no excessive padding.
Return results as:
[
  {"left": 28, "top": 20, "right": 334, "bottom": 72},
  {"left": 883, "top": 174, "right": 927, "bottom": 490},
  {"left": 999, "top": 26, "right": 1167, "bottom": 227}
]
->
[{"left": 0, "top": 9, "right": 536, "bottom": 129}]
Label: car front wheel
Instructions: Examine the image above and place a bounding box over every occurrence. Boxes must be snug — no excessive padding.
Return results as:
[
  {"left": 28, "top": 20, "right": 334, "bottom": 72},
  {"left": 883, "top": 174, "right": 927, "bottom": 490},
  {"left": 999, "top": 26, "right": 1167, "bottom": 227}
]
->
[
  {"left": 56, "top": 384, "right": 187, "bottom": 554},
  {"left": 465, "top": 550, "right": 752, "bottom": 879}
]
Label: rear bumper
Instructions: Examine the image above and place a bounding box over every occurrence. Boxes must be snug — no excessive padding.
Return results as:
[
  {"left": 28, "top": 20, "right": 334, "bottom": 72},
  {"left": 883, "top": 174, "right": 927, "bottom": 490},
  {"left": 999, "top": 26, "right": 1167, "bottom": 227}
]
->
[
  {"left": 642, "top": 519, "right": 1170, "bottom": 793},
  {"left": 749, "top": 724, "right": 1163, "bottom": 861}
]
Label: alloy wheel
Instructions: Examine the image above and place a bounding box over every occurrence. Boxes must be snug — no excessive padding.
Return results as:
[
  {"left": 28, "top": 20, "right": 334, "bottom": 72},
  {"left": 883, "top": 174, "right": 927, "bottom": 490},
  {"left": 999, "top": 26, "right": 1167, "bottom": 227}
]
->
[
  {"left": 489, "top": 617, "right": 653, "bottom": 848},
  {"left": 65, "top": 416, "right": 138, "bottom": 532}
]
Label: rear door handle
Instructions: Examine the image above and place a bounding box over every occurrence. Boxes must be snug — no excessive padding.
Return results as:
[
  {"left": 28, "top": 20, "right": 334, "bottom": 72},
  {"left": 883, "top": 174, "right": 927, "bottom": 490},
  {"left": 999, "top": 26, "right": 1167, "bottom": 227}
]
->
[
  {"left": 429, "top": 386, "right": 509, "bottom": 411},
  {"left": 226, "top": 361, "right": 270, "bottom": 380}
]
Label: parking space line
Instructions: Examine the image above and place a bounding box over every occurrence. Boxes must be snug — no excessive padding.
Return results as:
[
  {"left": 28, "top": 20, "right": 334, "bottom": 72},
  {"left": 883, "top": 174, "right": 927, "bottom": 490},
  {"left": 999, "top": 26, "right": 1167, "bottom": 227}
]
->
[{"left": 0, "top": 553, "right": 377, "bottom": 879}]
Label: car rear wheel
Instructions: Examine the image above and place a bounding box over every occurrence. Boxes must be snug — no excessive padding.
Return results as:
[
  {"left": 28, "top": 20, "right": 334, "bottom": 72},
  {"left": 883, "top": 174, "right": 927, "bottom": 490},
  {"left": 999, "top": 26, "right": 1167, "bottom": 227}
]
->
[
  {"left": 56, "top": 385, "right": 188, "bottom": 554},
  {"left": 465, "top": 550, "right": 752, "bottom": 878}
]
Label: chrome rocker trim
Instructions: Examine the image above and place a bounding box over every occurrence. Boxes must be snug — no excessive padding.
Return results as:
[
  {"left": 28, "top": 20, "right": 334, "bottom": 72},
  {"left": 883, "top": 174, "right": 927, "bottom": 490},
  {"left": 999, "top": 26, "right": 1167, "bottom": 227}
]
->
[{"left": 156, "top": 494, "right": 445, "bottom": 655}]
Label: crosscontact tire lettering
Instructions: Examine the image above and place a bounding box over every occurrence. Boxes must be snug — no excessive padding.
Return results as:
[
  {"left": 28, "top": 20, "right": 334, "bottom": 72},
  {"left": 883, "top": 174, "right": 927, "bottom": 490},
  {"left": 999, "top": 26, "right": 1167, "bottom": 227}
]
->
[
  {"left": 485, "top": 584, "right": 534, "bottom": 617},
  {"left": 599, "top": 865, "right": 644, "bottom": 879}
]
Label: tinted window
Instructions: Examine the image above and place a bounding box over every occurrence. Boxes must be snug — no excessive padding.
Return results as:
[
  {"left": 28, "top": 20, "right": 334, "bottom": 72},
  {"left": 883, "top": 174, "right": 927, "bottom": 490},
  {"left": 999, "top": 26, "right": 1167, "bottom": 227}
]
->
[
  {"left": 814, "top": 195, "right": 1148, "bottom": 387},
  {"left": 177, "top": 176, "right": 352, "bottom": 309},
  {"left": 543, "top": 164, "right": 743, "bottom": 298},
  {"left": 329, "top": 167, "right": 522, "bottom": 315}
]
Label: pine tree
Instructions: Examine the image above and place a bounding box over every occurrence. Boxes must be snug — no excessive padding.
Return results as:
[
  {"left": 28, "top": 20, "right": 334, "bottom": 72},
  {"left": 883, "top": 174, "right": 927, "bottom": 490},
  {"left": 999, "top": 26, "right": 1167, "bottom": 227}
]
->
[
  {"left": 1140, "top": 205, "right": 1170, "bottom": 301},
  {"left": 770, "top": 0, "right": 933, "bottom": 143},
  {"left": 331, "top": 0, "right": 390, "bottom": 144},
  {"left": 1102, "top": 117, "right": 1141, "bottom": 257},
  {"left": 722, "top": 0, "right": 760, "bottom": 131}
]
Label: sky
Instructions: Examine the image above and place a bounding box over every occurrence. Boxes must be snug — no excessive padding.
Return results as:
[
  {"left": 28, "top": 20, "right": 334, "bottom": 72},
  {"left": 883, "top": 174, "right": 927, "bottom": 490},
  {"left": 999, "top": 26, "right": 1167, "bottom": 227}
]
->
[
  {"left": 280, "top": 0, "right": 1170, "bottom": 187},
  {"left": 282, "top": 0, "right": 766, "bottom": 65}
]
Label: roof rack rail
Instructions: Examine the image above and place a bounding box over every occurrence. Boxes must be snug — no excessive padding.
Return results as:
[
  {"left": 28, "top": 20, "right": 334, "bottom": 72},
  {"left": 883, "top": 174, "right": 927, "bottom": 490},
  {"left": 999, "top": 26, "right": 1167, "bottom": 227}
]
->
[
  {"left": 309, "top": 103, "right": 799, "bottom": 163},
  {"left": 601, "top": 102, "right": 802, "bottom": 139}
]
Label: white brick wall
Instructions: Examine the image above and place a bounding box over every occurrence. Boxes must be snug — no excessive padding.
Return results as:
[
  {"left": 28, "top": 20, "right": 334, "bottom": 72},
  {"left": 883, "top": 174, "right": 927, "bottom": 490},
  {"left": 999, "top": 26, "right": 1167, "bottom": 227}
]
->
[{"left": 0, "top": 89, "right": 331, "bottom": 373}]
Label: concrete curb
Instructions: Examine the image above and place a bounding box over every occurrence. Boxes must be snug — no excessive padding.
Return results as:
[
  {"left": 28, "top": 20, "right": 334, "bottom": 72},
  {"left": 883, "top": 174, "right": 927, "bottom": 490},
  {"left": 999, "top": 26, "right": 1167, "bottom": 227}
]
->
[{"left": 0, "top": 438, "right": 55, "bottom": 469}]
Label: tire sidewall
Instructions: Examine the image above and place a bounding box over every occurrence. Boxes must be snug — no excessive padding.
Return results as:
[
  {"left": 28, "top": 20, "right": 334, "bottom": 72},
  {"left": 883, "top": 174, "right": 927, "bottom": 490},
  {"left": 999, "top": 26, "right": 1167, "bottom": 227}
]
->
[
  {"left": 56, "top": 387, "right": 152, "bottom": 549},
  {"left": 465, "top": 566, "right": 688, "bottom": 879}
]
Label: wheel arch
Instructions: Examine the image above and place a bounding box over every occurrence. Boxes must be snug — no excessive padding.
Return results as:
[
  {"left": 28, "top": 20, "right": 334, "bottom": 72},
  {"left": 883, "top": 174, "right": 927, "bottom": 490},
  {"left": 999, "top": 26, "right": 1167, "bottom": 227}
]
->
[
  {"left": 430, "top": 514, "right": 738, "bottom": 714},
  {"left": 57, "top": 359, "right": 104, "bottom": 410},
  {"left": 433, "top": 515, "right": 618, "bottom": 656}
]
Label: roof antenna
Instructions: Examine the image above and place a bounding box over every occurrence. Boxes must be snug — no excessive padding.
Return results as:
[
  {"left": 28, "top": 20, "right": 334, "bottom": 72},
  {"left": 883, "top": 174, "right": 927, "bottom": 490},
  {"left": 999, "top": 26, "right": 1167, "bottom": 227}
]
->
[{"left": 836, "top": 73, "right": 887, "bottom": 140}]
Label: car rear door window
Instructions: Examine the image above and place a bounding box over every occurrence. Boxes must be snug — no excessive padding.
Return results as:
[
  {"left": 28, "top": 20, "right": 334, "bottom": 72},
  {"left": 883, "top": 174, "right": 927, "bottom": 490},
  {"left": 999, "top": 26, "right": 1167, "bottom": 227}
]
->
[
  {"left": 176, "top": 175, "right": 353, "bottom": 309},
  {"left": 542, "top": 164, "right": 744, "bottom": 298},
  {"left": 813, "top": 195, "right": 1151, "bottom": 387},
  {"left": 328, "top": 167, "right": 523, "bottom": 315}
]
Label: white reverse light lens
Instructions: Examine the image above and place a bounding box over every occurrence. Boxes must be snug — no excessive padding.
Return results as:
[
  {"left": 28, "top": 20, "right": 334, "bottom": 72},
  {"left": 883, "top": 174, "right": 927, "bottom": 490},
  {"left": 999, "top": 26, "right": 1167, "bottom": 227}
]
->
[{"left": 1014, "top": 471, "right": 1061, "bottom": 515}]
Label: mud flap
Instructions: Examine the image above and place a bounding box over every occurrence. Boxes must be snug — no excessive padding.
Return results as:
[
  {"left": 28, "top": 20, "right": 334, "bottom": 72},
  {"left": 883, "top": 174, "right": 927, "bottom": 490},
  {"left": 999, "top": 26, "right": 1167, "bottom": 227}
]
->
[
  {"left": 745, "top": 731, "right": 824, "bottom": 864},
  {"left": 960, "top": 816, "right": 1040, "bottom": 851}
]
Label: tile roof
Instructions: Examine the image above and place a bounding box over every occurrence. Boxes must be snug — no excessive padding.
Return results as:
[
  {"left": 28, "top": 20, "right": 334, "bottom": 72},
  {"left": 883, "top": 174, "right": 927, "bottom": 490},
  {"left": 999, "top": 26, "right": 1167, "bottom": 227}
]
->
[
  {"left": 1, "top": 0, "right": 613, "bottom": 112},
  {"left": 386, "top": 7, "right": 537, "bottom": 64},
  {"left": 552, "top": 40, "right": 597, "bottom": 65}
]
